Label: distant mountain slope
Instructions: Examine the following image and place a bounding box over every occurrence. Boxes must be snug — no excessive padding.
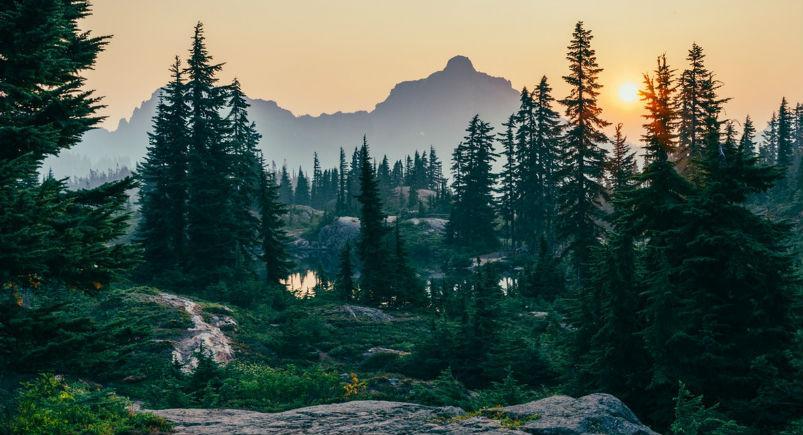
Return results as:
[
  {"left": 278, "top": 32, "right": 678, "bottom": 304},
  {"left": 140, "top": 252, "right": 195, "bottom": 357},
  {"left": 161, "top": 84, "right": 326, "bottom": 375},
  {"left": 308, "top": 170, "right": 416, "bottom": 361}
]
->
[{"left": 47, "top": 55, "right": 519, "bottom": 177}]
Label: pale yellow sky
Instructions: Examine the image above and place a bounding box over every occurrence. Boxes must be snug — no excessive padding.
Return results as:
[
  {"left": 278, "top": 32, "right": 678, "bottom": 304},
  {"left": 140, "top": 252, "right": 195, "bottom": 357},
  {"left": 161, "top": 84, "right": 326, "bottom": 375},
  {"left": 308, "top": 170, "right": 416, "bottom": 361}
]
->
[{"left": 84, "top": 0, "right": 803, "bottom": 142}]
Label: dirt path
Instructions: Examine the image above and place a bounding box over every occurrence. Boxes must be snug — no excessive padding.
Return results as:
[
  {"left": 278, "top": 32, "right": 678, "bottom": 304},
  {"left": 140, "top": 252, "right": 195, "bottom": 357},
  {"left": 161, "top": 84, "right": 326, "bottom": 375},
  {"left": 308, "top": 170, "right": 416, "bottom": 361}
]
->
[{"left": 149, "top": 292, "right": 235, "bottom": 372}]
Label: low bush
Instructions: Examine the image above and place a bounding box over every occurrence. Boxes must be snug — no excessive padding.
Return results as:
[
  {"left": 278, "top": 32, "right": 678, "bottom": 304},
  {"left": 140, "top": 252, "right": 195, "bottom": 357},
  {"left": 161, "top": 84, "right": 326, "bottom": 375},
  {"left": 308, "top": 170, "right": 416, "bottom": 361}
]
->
[{"left": 5, "top": 374, "right": 170, "bottom": 435}]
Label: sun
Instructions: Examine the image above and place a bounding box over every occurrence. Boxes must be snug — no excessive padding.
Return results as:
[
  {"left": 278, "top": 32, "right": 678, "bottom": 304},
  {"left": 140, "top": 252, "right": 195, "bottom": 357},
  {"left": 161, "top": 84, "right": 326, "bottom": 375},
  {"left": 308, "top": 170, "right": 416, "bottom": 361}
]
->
[{"left": 618, "top": 82, "right": 639, "bottom": 103}]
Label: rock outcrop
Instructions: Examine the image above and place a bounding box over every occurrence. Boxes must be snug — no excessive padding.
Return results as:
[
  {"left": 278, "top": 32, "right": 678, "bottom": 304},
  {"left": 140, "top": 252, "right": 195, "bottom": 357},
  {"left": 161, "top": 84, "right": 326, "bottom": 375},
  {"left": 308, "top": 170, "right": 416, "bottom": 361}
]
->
[
  {"left": 151, "top": 394, "right": 657, "bottom": 434},
  {"left": 328, "top": 304, "right": 395, "bottom": 322},
  {"left": 147, "top": 292, "right": 235, "bottom": 372}
]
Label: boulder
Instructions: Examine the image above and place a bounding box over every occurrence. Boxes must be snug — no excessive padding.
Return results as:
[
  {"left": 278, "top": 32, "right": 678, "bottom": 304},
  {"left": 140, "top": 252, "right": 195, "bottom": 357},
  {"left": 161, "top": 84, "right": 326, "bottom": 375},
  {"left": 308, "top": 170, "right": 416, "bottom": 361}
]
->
[
  {"left": 330, "top": 304, "right": 394, "bottom": 322},
  {"left": 503, "top": 393, "right": 658, "bottom": 434},
  {"left": 150, "top": 394, "right": 657, "bottom": 434},
  {"left": 317, "top": 216, "right": 360, "bottom": 251}
]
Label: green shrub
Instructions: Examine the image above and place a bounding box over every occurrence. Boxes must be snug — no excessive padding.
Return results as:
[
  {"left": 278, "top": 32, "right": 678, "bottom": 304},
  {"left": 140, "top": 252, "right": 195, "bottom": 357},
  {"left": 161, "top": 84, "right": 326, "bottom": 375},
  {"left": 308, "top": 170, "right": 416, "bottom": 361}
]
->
[
  {"left": 7, "top": 374, "right": 170, "bottom": 435},
  {"left": 218, "top": 362, "right": 342, "bottom": 411},
  {"left": 671, "top": 382, "right": 749, "bottom": 435}
]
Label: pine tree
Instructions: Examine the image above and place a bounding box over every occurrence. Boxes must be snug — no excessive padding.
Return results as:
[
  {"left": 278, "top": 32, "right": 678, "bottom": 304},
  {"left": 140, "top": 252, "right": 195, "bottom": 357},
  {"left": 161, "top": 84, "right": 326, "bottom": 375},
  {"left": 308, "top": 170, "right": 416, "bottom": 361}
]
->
[
  {"left": 759, "top": 112, "right": 778, "bottom": 166},
  {"left": 278, "top": 164, "right": 294, "bottom": 204},
  {"left": 294, "top": 168, "right": 311, "bottom": 206},
  {"left": 738, "top": 115, "right": 757, "bottom": 158},
  {"left": 257, "top": 160, "right": 292, "bottom": 284},
  {"left": 0, "top": 0, "right": 137, "bottom": 291},
  {"left": 335, "top": 241, "right": 355, "bottom": 302},
  {"left": 226, "top": 78, "right": 262, "bottom": 271},
  {"left": 336, "top": 148, "right": 348, "bottom": 214},
  {"left": 773, "top": 98, "right": 795, "bottom": 200},
  {"left": 310, "top": 152, "right": 323, "bottom": 208},
  {"left": 427, "top": 146, "right": 443, "bottom": 191},
  {"left": 531, "top": 76, "right": 563, "bottom": 247},
  {"left": 355, "top": 136, "right": 391, "bottom": 305},
  {"left": 447, "top": 115, "right": 498, "bottom": 251},
  {"left": 557, "top": 21, "right": 610, "bottom": 280},
  {"left": 605, "top": 123, "right": 637, "bottom": 194},
  {"left": 498, "top": 115, "right": 518, "bottom": 247},
  {"left": 137, "top": 96, "right": 178, "bottom": 273},
  {"left": 676, "top": 43, "right": 726, "bottom": 171},
  {"left": 185, "top": 22, "right": 235, "bottom": 284},
  {"left": 776, "top": 98, "right": 795, "bottom": 170}
]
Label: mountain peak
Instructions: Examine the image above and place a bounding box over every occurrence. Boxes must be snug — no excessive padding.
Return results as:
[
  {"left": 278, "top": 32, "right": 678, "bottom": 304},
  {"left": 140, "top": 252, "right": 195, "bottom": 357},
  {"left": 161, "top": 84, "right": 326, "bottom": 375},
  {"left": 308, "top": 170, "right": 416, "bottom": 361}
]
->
[{"left": 444, "top": 55, "right": 475, "bottom": 72}]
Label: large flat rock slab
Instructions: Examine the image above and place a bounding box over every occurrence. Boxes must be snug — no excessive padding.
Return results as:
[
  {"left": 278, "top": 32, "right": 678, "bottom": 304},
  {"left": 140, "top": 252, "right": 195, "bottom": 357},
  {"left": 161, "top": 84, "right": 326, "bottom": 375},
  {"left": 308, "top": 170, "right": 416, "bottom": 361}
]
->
[{"left": 150, "top": 394, "right": 657, "bottom": 434}]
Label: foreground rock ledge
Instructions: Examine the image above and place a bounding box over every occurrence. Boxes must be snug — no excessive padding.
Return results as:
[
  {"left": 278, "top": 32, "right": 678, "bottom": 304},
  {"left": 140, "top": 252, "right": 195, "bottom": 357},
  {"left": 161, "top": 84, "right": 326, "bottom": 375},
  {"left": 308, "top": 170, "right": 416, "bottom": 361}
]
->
[{"left": 150, "top": 393, "right": 658, "bottom": 434}]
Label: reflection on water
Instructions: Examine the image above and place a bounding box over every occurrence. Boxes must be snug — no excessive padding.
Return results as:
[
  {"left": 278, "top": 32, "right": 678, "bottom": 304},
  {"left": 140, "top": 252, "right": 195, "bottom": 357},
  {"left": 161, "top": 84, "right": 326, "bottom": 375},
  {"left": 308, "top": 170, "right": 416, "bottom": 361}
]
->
[{"left": 281, "top": 270, "right": 330, "bottom": 298}]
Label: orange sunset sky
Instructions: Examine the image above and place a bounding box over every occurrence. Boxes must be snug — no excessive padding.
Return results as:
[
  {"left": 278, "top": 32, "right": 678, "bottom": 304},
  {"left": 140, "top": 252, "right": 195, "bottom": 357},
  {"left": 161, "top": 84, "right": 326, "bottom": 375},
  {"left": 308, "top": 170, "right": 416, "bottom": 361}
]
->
[{"left": 83, "top": 0, "right": 803, "bottom": 143}]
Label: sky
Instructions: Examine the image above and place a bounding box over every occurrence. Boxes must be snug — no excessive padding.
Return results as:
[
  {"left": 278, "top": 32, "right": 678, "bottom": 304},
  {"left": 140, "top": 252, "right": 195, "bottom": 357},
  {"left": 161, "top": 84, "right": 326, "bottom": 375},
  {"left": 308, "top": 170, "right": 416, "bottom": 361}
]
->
[{"left": 83, "top": 0, "right": 803, "bottom": 143}]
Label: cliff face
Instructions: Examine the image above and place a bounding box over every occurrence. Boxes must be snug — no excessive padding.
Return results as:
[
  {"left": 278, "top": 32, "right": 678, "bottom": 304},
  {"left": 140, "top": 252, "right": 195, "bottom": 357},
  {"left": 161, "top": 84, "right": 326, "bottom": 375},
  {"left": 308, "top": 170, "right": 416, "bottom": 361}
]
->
[{"left": 150, "top": 394, "right": 658, "bottom": 434}]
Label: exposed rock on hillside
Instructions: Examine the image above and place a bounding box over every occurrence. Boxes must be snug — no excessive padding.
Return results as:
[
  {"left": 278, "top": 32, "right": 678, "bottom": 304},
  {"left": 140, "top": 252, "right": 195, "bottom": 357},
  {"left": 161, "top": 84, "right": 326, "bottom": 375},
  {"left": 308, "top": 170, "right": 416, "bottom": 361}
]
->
[
  {"left": 328, "top": 304, "right": 395, "bottom": 323},
  {"left": 317, "top": 216, "right": 360, "bottom": 251},
  {"left": 151, "top": 394, "right": 657, "bottom": 434},
  {"left": 147, "top": 292, "right": 235, "bottom": 372}
]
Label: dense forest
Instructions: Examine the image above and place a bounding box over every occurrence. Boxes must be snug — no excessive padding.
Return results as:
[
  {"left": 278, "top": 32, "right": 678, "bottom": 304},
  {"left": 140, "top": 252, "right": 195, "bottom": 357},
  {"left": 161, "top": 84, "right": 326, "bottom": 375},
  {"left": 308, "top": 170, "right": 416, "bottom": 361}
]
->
[{"left": 1, "top": 1, "right": 802, "bottom": 434}]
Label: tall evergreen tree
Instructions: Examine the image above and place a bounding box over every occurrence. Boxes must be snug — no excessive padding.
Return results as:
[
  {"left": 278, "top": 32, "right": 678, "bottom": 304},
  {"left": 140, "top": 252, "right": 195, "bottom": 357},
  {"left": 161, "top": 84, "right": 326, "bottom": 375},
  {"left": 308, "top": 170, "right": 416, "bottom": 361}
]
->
[
  {"left": 605, "top": 123, "right": 636, "bottom": 194},
  {"left": 759, "top": 112, "right": 778, "bottom": 166},
  {"left": 776, "top": 98, "right": 795, "bottom": 171},
  {"left": 336, "top": 147, "right": 348, "bottom": 214},
  {"left": 278, "top": 164, "right": 294, "bottom": 204},
  {"left": 294, "top": 168, "right": 310, "bottom": 206},
  {"left": 226, "top": 78, "right": 262, "bottom": 270},
  {"left": 531, "top": 76, "right": 563, "bottom": 247},
  {"left": 257, "top": 159, "right": 292, "bottom": 284},
  {"left": 738, "top": 115, "right": 757, "bottom": 159},
  {"left": 355, "top": 136, "right": 391, "bottom": 305},
  {"left": 0, "top": 0, "right": 136, "bottom": 292},
  {"left": 184, "top": 22, "right": 234, "bottom": 284},
  {"left": 310, "top": 152, "right": 323, "bottom": 208},
  {"left": 447, "top": 115, "right": 498, "bottom": 251},
  {"left": 676, "top": 43, "right": 726, "bottom": 171},
  {"left": 498, "top": 115, "right": 518, "bottom": 246},
  {"left": 557, "top": 21, "right": 609, "bottom": 280}
]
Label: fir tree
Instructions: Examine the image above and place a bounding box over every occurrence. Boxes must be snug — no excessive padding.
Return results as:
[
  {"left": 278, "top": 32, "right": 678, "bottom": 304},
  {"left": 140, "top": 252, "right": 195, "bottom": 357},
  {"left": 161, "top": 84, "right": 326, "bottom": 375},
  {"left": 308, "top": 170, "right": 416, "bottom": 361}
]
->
[
  {"left": 531, "top": 76, "right": 563, "bottom": 247},
  {"left": 0, "top": 0, "right": 136, "bottom": 291},
  {"left": 498, "top": 115, "right": 518, "bottom": 247},
  {"left": 447, "top": 115, "right": 498, "bottom": 251},
  {"left": 738, "top": 115, "right": 757, "bottom": 158},
  {"left": 294, "top": 168, "right": 310, "bottom": 206},
  {"left": 336, "top": 148, "right": 348, "bottom": 214},
  {"left": 776, "top": 98, "right": 795, "bottom": 170},
  {"left": 226, "top": 78, "right": 262, "bottom": 270},
  {"left": 557, "top": 21, "right": 610, "bottom": 280},
  {"left": 257, "top": 160, "right": 292, "bottom": 284},
  {"left": 278, "top": 164, "right": 294, "bottom": 203},
  {"left": 184, "top": 22, "right": 235, "bottom": 284},
  {"left": 676, "top": 43, "right": 726, "bottom": 170},
  {"left": 605, "top": 123, "right": 637, "bottom": 194},
  {"left": 137, "top": 96, "right": 178, "bottom": 273},
  {"left": 759, "top": 112, "right": 778, "bottom": 166},
  {"left": 355, "top": 136, "right": 391, "bottom": 305},
  {"left": 310, "top": 152, "right": 323, "bottom": 208}
]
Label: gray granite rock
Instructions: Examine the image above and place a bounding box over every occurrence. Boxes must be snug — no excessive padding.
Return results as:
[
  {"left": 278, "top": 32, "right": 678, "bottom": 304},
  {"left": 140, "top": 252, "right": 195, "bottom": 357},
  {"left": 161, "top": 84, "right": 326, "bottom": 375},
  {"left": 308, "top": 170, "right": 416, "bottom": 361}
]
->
[{"left": 150, "top": 394, "right": 658, "bottom": 434}]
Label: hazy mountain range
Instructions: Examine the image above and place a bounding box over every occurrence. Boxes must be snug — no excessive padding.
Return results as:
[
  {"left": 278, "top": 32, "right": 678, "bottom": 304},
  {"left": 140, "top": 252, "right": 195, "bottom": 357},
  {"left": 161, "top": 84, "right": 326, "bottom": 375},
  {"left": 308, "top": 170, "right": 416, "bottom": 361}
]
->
[{"left": 46, "top": 55, "right": 520, "bottom": 177}]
